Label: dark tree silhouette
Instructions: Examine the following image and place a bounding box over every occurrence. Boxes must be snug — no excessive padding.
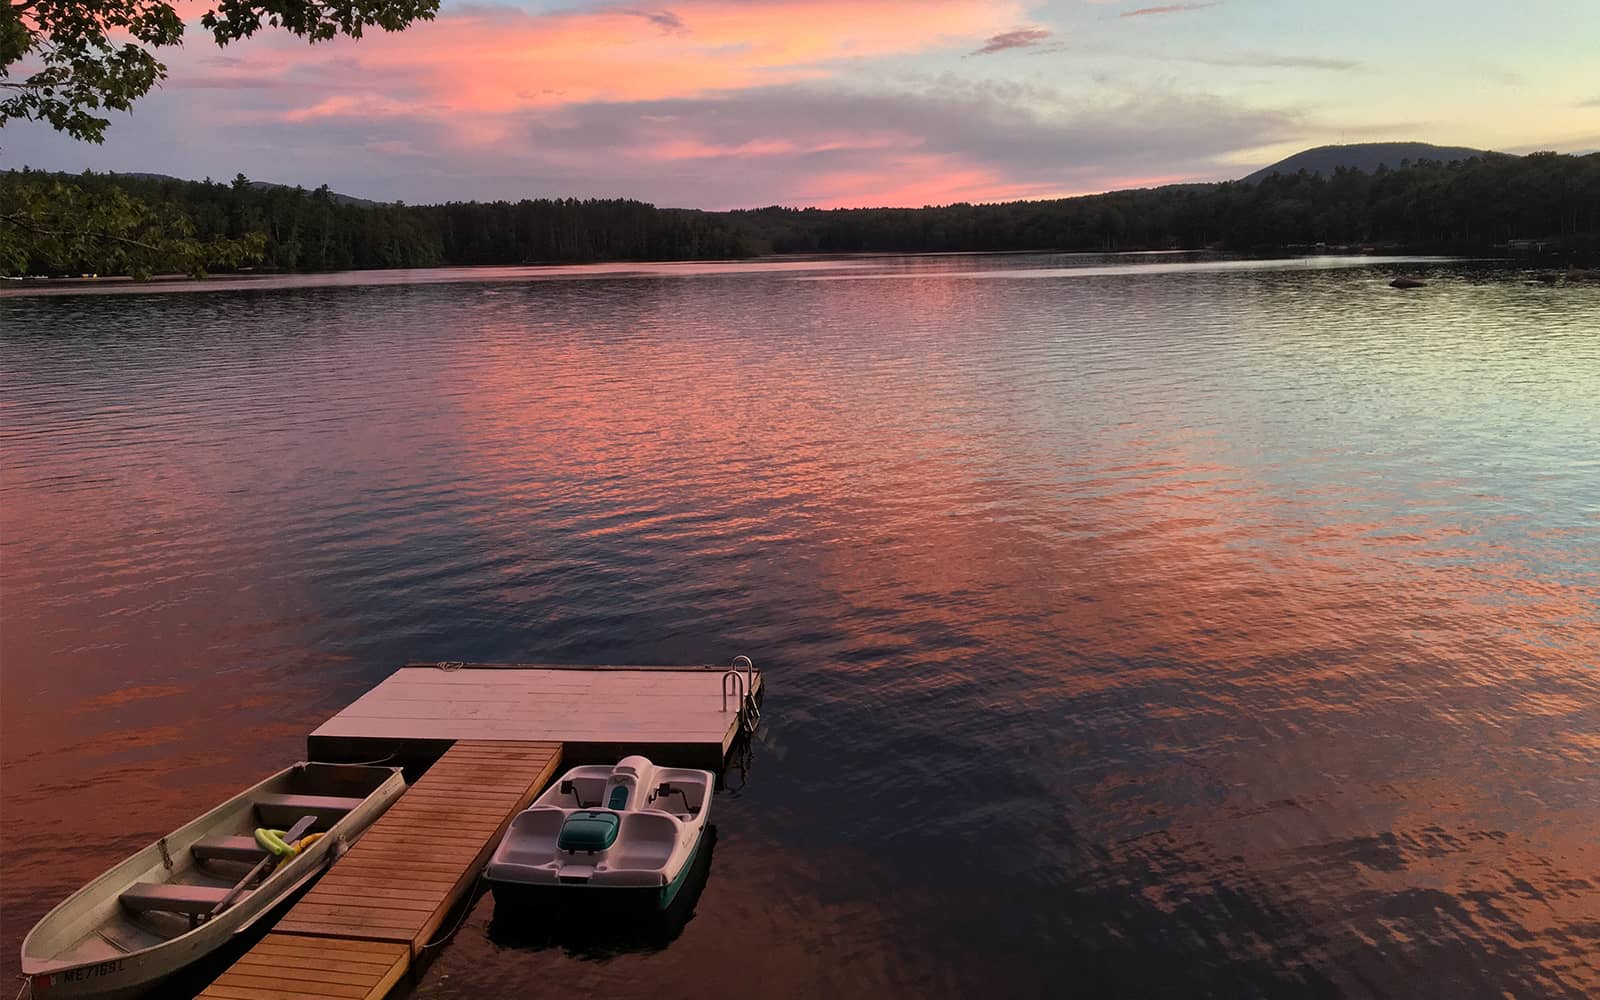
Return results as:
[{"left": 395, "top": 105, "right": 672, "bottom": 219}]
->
[{"left": 5, "top": 151, "right": 1597, "bottom": 278}]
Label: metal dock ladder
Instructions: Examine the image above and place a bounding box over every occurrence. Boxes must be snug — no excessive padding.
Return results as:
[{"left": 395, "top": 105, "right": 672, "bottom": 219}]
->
[{"left": 722, "top": 655, "right": 762, "bottom": 735}]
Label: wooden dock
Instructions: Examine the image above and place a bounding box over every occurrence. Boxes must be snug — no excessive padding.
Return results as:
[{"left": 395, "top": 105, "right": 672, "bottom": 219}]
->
[
  {"left": 198, "top": 661, "right": 760, "bottom": 999},
  {"left": 198, "top": 740, "right": 562, "bottom": 1000},
  {"left": 310, "top": 663, "right": 761, "bottom": 769}
]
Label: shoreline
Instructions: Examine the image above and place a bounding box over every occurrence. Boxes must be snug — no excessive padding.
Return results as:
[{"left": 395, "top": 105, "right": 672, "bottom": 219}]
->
[
  {"left": 0, "top": 246, "right": 1501, "bottom": 290},
  {"left": 0, "top": 251, "right": 1494, "bottom": 299},
  {"left": 8, "top": 243, "right": 1595, "bottom": 290}
]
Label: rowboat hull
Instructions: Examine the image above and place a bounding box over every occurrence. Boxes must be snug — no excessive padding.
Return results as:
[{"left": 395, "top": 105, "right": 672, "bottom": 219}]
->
[{"left": 21, "top": 762, "right": 405, "bottom": 999}]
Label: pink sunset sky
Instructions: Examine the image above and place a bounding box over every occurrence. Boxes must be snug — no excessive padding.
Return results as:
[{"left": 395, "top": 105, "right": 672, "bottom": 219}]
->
[{"left": 5, "top": 0, "right": 1599, "bottom": 208}]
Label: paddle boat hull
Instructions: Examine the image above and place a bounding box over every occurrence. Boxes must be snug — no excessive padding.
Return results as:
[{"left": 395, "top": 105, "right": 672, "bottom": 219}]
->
[
  {"left": 486, "top": 756, "right": 713, "bottom": 914},
  {"left": 488, "top": 824, "right": 708, "bottom": 914}
]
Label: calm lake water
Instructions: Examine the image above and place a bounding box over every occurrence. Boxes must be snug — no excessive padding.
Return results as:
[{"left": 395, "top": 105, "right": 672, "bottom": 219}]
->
[{"left": 3, "top": 253, "right": 1598, "bottom": 998}]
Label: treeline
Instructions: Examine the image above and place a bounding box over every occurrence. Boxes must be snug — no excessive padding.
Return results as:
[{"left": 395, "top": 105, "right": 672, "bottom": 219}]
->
[
  {"left": 4, "top": 151, "right": 1598, "bottom": 278},
  {"left": 728, "top": 151, "right": 1600, "bottom": 254},
  {"left": 123, "top": 172, "right": 748, "bottom": 267},
  {"left": 1, "top": 170, "right": 750, "bottom": 274}
]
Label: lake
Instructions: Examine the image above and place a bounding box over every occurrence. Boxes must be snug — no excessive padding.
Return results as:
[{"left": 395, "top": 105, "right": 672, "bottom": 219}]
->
[{"left": 2, "top": 253, "right": 1597, "bottom": 998}]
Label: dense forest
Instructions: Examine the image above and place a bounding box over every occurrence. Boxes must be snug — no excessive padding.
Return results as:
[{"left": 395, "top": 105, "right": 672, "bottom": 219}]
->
[
  {"left": 0, "top": 171, "right": 749, "bottom": 276},
  {"left": 732, "top": 151, "right": 1600, "bottom": 255},
  {"left": 4, "top": 150, "right": 1598, "bottom": 278}
]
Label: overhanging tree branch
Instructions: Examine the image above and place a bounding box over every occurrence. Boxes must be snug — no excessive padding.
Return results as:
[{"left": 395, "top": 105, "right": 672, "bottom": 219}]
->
[
  {"left": 1, "top": 0, "right": 437, "bottom": 142},
  {"left": 1, "top": 210, "right": 166, "bottom": 252}
]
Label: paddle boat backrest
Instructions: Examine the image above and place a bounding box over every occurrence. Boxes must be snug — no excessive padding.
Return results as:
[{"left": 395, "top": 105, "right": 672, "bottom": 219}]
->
[{"left": 602, "top": 756, "right": 657, "bottom": 813}]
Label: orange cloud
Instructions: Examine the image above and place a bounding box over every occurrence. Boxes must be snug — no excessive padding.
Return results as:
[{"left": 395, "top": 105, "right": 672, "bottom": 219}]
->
[
  {"left": 795, "top": 153, "right": 1067, "bottom": 207},
  {"left": 116, "top": 2, "right": 1316, "bottom": 208},
  {"left": 196, "top": 0, "right": 1027, "bottom": 119},
  {"left": 642, "top": 132, "right": 910, "bottom": 162}
]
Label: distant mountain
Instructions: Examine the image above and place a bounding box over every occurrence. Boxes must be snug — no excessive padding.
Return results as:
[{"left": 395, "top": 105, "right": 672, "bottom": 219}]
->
[
  {"left": 1241, "top": 143, "right": 1497, "bottom": 183},
  {"left": 110, "top": 172, "right": 380, "bottom": 207}
]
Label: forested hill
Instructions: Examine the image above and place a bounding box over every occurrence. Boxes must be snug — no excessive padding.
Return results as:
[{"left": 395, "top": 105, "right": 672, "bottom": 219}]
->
[
  {"left": 1241, "top": 143, "right": 1491, "bottom": 183},
  {"left": 4, "top": 151, "right": 1599, "bottom": 278},
  {"left": 739, "top": 151, "right": 1600, "bottom": 255}
]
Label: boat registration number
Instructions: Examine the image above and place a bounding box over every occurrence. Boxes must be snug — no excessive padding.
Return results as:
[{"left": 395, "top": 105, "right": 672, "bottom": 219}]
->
[{"left": 36, "top": 959, "right": 126, "bottom": 989}]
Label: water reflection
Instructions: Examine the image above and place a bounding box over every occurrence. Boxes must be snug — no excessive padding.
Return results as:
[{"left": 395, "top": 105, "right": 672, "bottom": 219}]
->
[{"left": 2, "top": 255, "right": 1597, "bottom": 998}]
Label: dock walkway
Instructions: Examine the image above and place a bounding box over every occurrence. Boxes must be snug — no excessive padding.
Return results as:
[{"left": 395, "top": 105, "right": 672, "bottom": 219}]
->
[{"left": 198, "top": 740, "right": 562, "bottom": 1000}]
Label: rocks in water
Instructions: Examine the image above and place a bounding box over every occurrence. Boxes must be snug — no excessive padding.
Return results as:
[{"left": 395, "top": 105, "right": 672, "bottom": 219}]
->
[
  {"left": 1532, "top": 268, "right": 1599, "bottom": 286},
  {"left": 1390, "top": 275, "right": 1427, "bottom": 289}
]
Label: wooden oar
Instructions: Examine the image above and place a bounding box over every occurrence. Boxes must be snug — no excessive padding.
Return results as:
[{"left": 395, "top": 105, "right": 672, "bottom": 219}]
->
[{"left": 207, "top": 813, "right": 316, "bottom": 919}]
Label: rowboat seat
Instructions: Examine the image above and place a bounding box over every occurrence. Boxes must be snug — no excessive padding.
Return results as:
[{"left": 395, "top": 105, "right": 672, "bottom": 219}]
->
[
  {"left": 120, "top": 883, "right": 235, "bottom": 915},
  {"left": 255, "top": 793, "right": 364, "bottom": 828},
  {"left": 192, "top": 836, "right": 270, "bottom": 864}
]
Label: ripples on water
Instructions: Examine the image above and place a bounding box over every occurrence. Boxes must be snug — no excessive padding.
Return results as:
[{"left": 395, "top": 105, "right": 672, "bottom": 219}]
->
[{"left": 2, "top": 254, "right": 1598, "bottom": 998}]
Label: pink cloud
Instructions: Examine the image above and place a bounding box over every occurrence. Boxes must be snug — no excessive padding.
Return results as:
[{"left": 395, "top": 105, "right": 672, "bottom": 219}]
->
[
  {"left": 794, "top": 153, "right": 1070, "bottom": 208},
  {"left": 19, "top": 1, "right": 1318, "bottom": 208},
  {"left": 178, "top": 0, "right": 1025, "bottom": 120},
  {"left": 970, "top": 25, "right": 1051, "bottom": 55},
  {"left": 1121, "top": 3, "right": 1219, "bottom": 17},
  {"left": 638, "top": 130, "right": 914, "bottom": 162}
]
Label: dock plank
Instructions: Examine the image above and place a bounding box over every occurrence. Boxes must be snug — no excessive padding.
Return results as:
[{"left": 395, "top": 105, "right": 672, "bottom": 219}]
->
[
  {"left": 238, "top": 950, "right": 396, "bottom": 974},
  {"left": 286, "top": 907, "right": 433, "bottom": 929},
  {"left": 303, "top": 882, "right": 456, "bottom": 901},
  {"left": 247, "top": 936, "right": 404, "bottom": 957},
  {"left": 225, "top": 966, "right": 380, "bottom": 989}
]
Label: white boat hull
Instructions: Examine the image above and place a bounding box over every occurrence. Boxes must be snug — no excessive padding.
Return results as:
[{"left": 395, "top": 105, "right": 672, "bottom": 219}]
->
[
  {"left": 21, "top": 762, "right": 405, "bottom": 999},
  {"left": 486, "top": 756, "right": 713, "bottom": 912}
]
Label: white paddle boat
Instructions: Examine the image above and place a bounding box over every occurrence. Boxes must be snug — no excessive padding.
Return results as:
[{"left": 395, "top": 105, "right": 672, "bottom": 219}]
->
[{"left": 486, "top": 755, "right": 713, "bottom": 911}]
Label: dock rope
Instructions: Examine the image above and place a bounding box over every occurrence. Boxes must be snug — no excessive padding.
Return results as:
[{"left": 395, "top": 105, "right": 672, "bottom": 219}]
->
[
  {"left": 325, "top": 752, "right": 397, "bottom": 767},
  {"left": 436, "top": 661, "right": 464, "bottom": 671},
  {"left": 419, "top": 872, "right": 485, "bottom": 950}
]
